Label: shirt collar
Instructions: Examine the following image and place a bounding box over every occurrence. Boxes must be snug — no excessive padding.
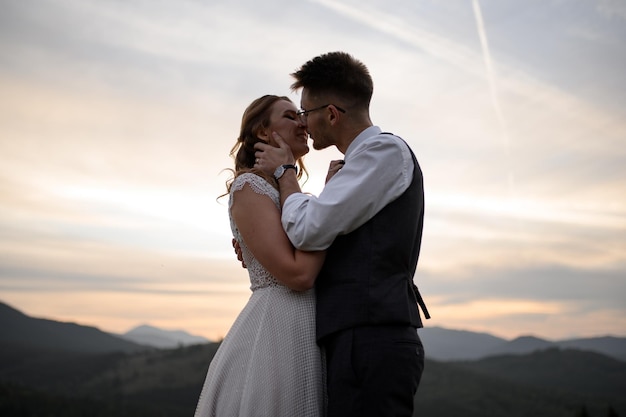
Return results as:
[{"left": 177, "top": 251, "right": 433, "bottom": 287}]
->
[{"left": 344, "top": 126, "right": 382, "bottom": 159}]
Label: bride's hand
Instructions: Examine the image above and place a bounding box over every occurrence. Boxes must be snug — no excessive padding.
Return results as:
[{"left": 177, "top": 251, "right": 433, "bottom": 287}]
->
[
  {"left": 254, "top": 132, "right": 295, "bottom": 175},
  {"left": 325, "top": 160, "right": 345, "bottom": 183}
]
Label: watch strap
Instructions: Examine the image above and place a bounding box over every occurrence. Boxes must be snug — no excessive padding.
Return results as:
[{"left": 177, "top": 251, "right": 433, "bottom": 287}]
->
[{"left": 275, "top": 164, "right": 297, "bottom": 180}]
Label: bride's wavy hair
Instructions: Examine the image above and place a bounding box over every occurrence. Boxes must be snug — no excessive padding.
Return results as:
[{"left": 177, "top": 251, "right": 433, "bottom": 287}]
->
[{"left": 223, "top": 95, "right": 308, "bottom": 195}]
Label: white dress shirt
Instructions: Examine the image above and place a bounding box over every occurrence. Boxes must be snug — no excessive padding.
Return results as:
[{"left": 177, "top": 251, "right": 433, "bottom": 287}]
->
[{"left": 281, "top": 126, "right": 415, "bottom": 251}]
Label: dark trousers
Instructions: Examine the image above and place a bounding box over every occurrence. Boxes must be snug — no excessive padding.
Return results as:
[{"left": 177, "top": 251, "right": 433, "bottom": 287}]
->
[{"left": 322, "top": 325, "right": 424, "bottom": 417}]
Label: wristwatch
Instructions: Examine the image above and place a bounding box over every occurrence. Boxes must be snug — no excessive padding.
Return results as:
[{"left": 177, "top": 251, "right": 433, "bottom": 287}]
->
[{"left": 273, "top": 164, "right": 297, "bottom": 180}]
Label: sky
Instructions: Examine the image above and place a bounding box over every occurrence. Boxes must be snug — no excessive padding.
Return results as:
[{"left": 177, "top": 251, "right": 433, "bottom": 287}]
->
[{"left": 1, "top": 0, "right": 625, "bottom": 342}]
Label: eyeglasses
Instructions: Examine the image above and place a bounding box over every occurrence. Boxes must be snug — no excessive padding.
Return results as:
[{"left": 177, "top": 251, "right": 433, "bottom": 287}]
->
[{"left": 296, "top": 104, "right": 346, "bottom": 119}]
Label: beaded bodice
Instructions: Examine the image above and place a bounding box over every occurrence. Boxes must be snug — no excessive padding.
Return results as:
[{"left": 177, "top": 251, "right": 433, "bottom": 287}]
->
[{"left": 229, "top": 173, "right": 283, "bottom": 291}]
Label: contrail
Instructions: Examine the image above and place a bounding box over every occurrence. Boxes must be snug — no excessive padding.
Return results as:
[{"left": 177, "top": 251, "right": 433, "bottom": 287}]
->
[
  {"left": 472, "top": 0, "right": 515, "bottom": 197},
  {"left": 313, "top": 0, "right": 516, "bottom": 196}
]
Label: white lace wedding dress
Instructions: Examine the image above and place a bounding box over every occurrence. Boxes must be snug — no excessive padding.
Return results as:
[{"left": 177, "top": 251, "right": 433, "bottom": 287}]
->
[{"left": 194, "top": 173, "right": 323, "bottom": 417}]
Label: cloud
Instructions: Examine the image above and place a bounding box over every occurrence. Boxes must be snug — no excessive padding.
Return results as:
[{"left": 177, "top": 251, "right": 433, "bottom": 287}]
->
[
  {"left": 597, "top": 0, "right": 626, "bottom": 20},
  {"left": 1, "top": 0, "right": 624, "bottom": 341}
]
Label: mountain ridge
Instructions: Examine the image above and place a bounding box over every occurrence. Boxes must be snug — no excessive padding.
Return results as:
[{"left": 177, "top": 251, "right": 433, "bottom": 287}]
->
[
  {"left": 1, "top": 338, "right": 624, "bottom": 417},
  {"left": 119, "top": 324, "right": 209, "bottom": 348},
  {"left": 1, "top": 301, "right": 625, "bottom": 416},
  {"left": 2, "top": 301, "right": 625, "bottom": 361},
  {"left": 419, "top": 326, "right": 626, "bottom": 361},
  {"left": 0, "top": 301, "right": 147, "bottom": 354}
]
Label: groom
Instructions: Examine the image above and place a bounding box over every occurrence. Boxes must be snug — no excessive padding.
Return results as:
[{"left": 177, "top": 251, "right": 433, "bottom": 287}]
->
[{"left": 254, "top": 51, "right": 430, "bottom": 417}]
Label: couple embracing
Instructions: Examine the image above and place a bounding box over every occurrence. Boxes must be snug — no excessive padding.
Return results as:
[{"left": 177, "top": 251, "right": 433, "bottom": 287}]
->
[{"left": 194, "top": 51, "right": 430, "bottom": 417}]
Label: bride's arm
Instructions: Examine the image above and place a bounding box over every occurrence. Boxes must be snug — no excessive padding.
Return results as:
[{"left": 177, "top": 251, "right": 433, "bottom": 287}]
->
[{"left": 230, "top": 183, "right": 325, "bottom": 291}]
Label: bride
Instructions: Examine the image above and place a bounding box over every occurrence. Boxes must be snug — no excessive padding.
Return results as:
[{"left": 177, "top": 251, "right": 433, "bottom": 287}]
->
[{"left": 194, "top": 95, "right": 326, "bottom": 417}]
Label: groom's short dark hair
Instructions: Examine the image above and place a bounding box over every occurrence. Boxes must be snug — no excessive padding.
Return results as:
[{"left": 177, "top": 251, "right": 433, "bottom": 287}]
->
[{"left": 290, "top": 51, "right": 373, "bottom": 109}]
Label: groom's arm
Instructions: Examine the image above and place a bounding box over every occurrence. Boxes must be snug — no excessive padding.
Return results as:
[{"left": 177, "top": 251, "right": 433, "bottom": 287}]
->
[
  {"left": 281, "top": 135, "right": 414, "bottom": 251},
  {"left": 255, "top": 131, "right": 408, "bottom": 252}
]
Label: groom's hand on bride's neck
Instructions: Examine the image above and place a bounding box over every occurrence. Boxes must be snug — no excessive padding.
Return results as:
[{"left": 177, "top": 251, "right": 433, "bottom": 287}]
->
[{"left": 232, "top": 238, "right": 246, "bottom": 269}]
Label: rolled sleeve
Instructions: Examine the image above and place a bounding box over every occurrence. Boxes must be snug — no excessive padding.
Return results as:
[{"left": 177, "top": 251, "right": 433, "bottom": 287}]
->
[
  {"left": 281, "top": 127, "right": 415, "bottom": 251},
  {"left": 281, "top": 193, "right": 331, "bottom": 251}
]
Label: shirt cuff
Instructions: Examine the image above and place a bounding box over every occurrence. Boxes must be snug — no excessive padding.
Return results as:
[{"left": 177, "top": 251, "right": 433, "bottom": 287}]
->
[{"left": 281, "top": 193, "right": 319, "bottom": 250}]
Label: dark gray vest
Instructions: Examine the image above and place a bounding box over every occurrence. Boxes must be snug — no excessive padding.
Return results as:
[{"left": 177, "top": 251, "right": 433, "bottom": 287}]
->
[{"left": 315, "top": 137, "right": 429, "bottom": 342}]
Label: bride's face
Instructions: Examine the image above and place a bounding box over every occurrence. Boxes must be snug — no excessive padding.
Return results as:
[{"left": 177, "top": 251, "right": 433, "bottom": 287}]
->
[{"left": 265, "top": 100, "right": 309, "bottom": 160}]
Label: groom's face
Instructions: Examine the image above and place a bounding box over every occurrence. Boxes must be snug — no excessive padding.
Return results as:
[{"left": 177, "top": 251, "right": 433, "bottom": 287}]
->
[{"left": 300, "top": 89, "right": 335, "bottom": 151}]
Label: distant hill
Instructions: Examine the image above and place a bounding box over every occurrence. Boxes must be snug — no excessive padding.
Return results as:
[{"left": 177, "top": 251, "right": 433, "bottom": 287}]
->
[
  {"left": 419, "top": 326, "right": 506, "bottom": 360},
  {"left": 557, "top": 336, "right": 626, "bottom": 361},
  {"left": 420, "top": 326, "right": 626, "bottom": 361},
  {"left": 3, "top": 300, "right": 625, "bottom": 361},
  {"left": 1, "top": 341, "right": 624, "bottom": 417},
  {"left": 454, "top": 347, "right": 626, "bottom": 398},
  {"left": 483, "top": 335, "right": 558, "bottom": 359},
  {"left": 1, "top": 300, "right": 624, "bottom": 416},
  {"left": 489, "top": 335, "right": 555, "bottom": 355},
  {"left": 0, "top": 342, "right": 220, "bottom": 416},
  {"left": 416, "top": 352, "right": 626, "bottom": 417},
  {"left": 0, "top": 301, "right": 147, "bottom": 354},
  {"left": 119, "top": 324, "right": 210, "bottom": 348}
]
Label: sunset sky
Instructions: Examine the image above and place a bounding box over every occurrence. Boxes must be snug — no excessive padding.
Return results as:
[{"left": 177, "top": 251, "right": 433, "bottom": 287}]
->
[{"left": 1, "top": 0, "right": 625, "bottom": 341}]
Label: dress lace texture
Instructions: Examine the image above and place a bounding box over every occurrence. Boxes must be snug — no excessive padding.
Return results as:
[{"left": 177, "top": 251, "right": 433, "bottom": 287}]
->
[
  {"left": 229, "top": 173, "right": 282, "bottom": 291},
  {"left": 194, "top": 172, "right": 323, "bottom": 417}
]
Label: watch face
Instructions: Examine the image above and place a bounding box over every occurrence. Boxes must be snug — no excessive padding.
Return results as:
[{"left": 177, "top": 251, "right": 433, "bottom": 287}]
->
[{"left": 274, "top": 164, "right": 296, "bottom": 179}]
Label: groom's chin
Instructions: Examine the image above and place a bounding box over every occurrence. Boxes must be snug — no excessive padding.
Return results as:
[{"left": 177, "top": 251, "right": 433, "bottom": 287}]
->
[{"left": 312, "top": 142, "right": 329, "bottom": 151}]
